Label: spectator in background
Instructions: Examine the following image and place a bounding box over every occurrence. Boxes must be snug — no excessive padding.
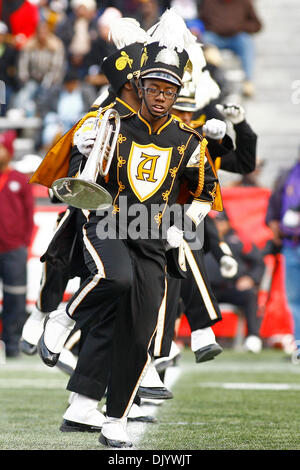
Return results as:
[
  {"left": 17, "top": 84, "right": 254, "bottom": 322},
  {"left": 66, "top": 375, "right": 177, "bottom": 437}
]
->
[
  {"left": 205, "top": 210, "right": 265, "bottom": 353},
  {"left": 40, "top": 69, "right": 97, "bottom": 151},
  {"left": 55, "top": 0, "right": 99, "bottom": 78},
  {"left": 237, "top": 158, "right": 265, "bottom": 187},
  {"left": 266, "top": 156, "right": 300, "bottom": 359},
  {"left": 0, "top": 0, "right": 39, "bottom": 50},
  {"left": 84, "top": 7, "right": 120, "bottom": 90},
  {"left": 168, "top": 1, "right": 205, "bottom": 41},
  {"left": 0, "top": 130, "right": 34, "bottom": 358},
  {"left": 118, "top": 0, "right": 146, "bottom": 17},
  {"left": 199, "top": 0, "right": 262, "bottom": 97},
  {"left": 0, "top": 21, "right": 19, "bottom": 115},
  {"left": 135, "top": 0, "right": 161, "bottom": 31},
  {"left": 13, "top": 21, "right": 65, "bottom": 116},
  {"left": 13, "top": 153, "right": 43, "bottom": 179},
  {"left": 39, "top": 0, "right": 68, "bottom": 32},
  {"left": 96, "top": 0, "right": 127, "bottom": 15},
  {"left": 170, "top": 0, "right": 198, "bottom": 23}
]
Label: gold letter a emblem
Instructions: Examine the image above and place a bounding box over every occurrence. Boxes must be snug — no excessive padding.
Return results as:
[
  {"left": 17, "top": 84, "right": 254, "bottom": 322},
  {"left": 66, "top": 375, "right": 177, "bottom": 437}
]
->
[{"left": 136, "top": 152, "right": 160, "bottom": 183}]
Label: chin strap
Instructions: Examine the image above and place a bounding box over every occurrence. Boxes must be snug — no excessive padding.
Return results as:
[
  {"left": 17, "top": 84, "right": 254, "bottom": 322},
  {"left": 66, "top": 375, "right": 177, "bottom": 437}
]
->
[{"left": 130, "top": 77, "right": 140, "bottom": 100}]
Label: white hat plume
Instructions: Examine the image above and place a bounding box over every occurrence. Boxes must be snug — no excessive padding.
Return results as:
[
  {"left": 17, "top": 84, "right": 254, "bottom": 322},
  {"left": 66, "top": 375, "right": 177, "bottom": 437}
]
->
[
  {"left": 147, "top": 8, "right": 197, "bottom": 52},
  {"left": 109, "top": 17, "right": 149, "bottom": 49}
]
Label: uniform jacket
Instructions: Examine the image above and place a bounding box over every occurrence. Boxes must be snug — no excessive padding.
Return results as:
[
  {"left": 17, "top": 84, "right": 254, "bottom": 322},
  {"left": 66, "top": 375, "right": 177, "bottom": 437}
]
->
[
  {"left": 41, "top": 98, "right": 220, "bottom": 269},
  {"left": 0, "top": 168, "right": 34, "bottom": 253},
  {"left": 266, "top": 162, "right": 300, "bottom": 246}
]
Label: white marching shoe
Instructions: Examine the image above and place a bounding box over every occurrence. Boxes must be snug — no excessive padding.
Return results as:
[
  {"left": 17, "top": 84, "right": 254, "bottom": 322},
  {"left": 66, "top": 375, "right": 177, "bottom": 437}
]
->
[
  {"left": 20, "top": 306, "right": 47, "bottom": 355},
  {"left": 138, "top": 361, "right": 173, "bottom": 400},
  {"left": 57, "top": 347, "right": 78, "bottom": 376},
  {"left": 37, "top": 308, "right": 75, "bottom": 367},
  {"left": 191, "top": 327, "right": 223, "bottom": 363},
  {"left": 60, "top": 393, "right": 106, "bottom": 433},
  {"left": 99, "top": 417, "right": 133, "bottom": 448},
  {"left": 154, "top": 341, "right": 182, "bottom": 373},
  {"left": 243, "top": 335, "right": 262, "bottom": 353},
  {"left": 127, "top": 403, "right": 156, "bottom": 423},
  {"left": 102, "top": 402, "right": 156, "bottom": 423}
]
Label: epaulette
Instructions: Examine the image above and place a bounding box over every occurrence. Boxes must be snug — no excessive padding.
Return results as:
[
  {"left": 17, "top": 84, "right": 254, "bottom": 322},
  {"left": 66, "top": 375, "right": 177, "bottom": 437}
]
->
[
  {"left": 190, "top": 114, "right": 206, "bottom": 129},
  {"left": 72, "top": 102, "right": 116, "bottom": 144},
  {"left": 176, "top": 119, "right": 203, "bottom": 142}
]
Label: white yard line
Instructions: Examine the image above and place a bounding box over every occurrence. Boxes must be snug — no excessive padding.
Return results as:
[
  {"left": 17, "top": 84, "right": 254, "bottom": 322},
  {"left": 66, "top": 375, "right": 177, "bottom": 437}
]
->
[
  {"left": 196, "top": 381, "right": 300, "bottom": 391},
  {"left": 2, "top": 377, "right": 300, "bottom": 392},
  {"left": 0, "top": 378, "right": 67, "bottom": 389}
]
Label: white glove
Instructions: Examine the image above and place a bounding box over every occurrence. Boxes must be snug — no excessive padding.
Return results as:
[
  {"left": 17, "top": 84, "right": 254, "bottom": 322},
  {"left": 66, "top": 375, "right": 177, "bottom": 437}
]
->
[
  {"left": 73, "top": 128, "right": 97, "bottom": 157},
  {"left": 202, "top": 118, "right": 226, "bottom": 140},
  {"left": 186, "top": 200, "right": 212, "bottom": 227},
  {"left": 220, "top": 255, "right": 238, "bottom": 278},
  {"left": 216, "top": 103, "right": 246, "bottom": 125},
  {"left": 166, "top": 225, "right": 184, "bottom": 248}
]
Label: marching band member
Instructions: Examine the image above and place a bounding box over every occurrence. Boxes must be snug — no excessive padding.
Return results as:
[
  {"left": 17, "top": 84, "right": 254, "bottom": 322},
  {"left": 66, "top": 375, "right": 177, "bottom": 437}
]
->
[
  {"left": 33, "top": 10, "right": 222, "bottom": 447},
  {"left": 155, "top": 60, "right": 257, "bottom": 365}
]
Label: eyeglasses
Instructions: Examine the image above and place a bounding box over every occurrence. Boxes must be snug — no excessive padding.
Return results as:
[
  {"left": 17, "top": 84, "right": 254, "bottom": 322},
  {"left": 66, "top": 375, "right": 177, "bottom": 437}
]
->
[{"left": 142, "top": 87, "right": 177, "bottom": 100}]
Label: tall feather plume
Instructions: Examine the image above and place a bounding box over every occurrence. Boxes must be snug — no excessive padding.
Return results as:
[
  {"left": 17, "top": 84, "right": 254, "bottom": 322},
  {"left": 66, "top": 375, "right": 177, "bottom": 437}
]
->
[
  {"left": 109, "top": 17, "right": 149, "bottom": 49},
  {"left": 147, "top": 8, "right": 197, "bottom": 53},
  {"left": 185, "top": 42, "right": 206, "bottom": 85},
  {"left": 195, "top": 70, "right": 221, "bottom": 109}
]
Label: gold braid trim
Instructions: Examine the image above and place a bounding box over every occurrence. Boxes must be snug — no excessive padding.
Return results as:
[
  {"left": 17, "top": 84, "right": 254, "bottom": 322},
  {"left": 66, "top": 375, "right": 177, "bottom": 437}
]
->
[
  {"left": 190, "top": 114, "right": 206, "bottom": 129},
  {"left": 112, "top": 136, "right": 126, "bottom": 214},
  {"left": 190, "top": 137, "right": 207, "bottom": 198}
]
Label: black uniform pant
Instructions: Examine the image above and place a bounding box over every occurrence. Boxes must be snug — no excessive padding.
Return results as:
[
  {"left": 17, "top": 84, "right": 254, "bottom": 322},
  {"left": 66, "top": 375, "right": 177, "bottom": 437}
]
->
[
  {"left": 66, "top": 215, "right": 166, "bottom": 418},
  {"left": 211, "top": 286, "right": 261, "bottom": 337},
  {"left": 150, "top": 274, "right": 181, "bottom": 358},
  {"left": 37, "top": 208, "right": 89, "bottom": 313},
  {"left": 181, "top": 246, "right": 222, "bottom": 331},
  {"left": 152, "top": 243, "right": 222, "bottom": 358},
  {"left": 67, "top": 296, "right": 120, "bottom": 400},
  {"left": 37, "top": 261, "right": 70, "bottom": 313}
]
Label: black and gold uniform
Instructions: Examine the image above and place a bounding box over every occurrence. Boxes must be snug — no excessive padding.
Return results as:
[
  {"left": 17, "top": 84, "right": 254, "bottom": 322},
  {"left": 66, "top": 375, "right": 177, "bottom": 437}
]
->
[
  {"left": 65, "top": 109, "right": 218, "bottom": 418},
  {"left": 34, "top": 28, "right": 222, "bottom": 426},
  {"left": 182, "top": 109, "right": 257, "bottom": 339},
  {"left": 152, "top": 91, "right": 258, "bottom": 361}
]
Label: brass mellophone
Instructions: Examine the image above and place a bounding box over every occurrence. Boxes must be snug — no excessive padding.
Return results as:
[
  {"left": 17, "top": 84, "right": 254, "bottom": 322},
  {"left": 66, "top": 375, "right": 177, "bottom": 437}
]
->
[{"left": 51, "top": 107, "right": 121, "bottom": 210}]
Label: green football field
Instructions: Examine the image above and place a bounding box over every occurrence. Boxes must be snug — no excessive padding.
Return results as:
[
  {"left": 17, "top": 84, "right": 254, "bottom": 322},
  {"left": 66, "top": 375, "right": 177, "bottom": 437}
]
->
[{"left": 0, "top": 347, "right": 300, "bottom": 451}]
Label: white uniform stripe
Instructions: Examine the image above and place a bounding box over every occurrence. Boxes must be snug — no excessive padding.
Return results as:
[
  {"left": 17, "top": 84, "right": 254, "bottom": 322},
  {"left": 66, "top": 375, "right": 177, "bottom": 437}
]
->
[
  {"left": 153, "top": 278, "right": 168, "bottom": 357},
  {"left": 37, "top": 261, "right": 47, "bottom": 311},
  {"left": 68, "top": 226, "right": 106, "bottom": 316},
  {"left": 183, "top": 240, "right": 218, "bottom": 320},
  {"left": 53, "top": 209, "right": 70, "bottom": 235},
  {"left": 64, "top": 330, "right": 81, "bottom": 350}
]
